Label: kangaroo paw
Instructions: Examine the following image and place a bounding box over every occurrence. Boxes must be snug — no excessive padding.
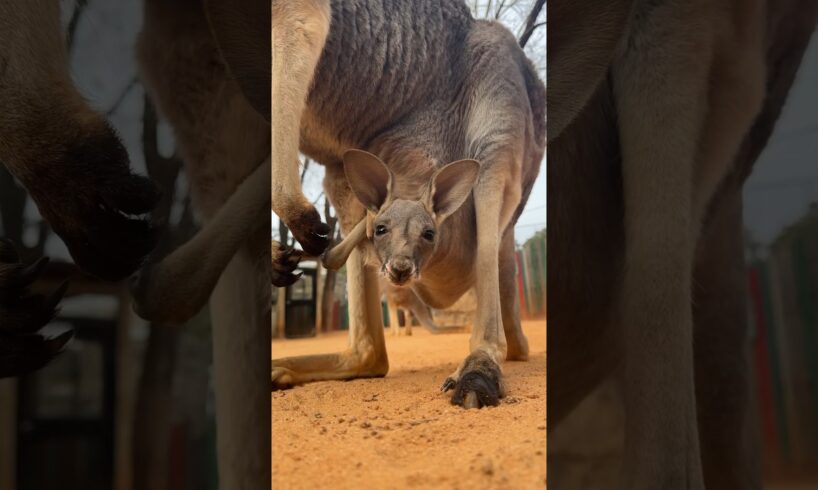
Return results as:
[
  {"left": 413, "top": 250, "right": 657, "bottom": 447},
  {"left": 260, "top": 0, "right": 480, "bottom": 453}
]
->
[
  {"left": 287, "top": 207, "right": 331, "bottom": 257},
  {"left": 24, "top": 132, "right": 160, "bottom": 281},
  {"left": 443, "top": 350, "right": 504, "bottom": 409},
  {"left": 271, "top": 242, "right": 304, "bottom": 287},
  {"left": 0, "top": 240, "right": 72, "bottom": 378}
]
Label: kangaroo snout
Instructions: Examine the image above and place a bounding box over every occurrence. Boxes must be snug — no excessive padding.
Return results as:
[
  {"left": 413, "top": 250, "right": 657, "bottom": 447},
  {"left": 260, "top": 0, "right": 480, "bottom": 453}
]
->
[{"left": 386, "top": 257, "right": 415, "bottom": 285}]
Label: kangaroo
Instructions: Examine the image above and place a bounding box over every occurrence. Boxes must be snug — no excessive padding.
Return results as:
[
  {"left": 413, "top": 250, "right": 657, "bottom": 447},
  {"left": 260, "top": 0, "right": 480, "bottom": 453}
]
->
[
  {"left": 270, "top": 0, "right": 545, "bottom": 409},
  {"left": 380, "top": 277, "right": 451, "bottom": 336},
  {"left": 548, "top": 0, "right": 818, "bottom": 487},
  {"left": 0, "top": 0, "right": 159, "bottom": 378}
]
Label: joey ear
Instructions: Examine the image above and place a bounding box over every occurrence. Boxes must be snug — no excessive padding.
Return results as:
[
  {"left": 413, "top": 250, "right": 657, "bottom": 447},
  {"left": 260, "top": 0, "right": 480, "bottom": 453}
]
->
[
  {"left": 343, "top": 149, "right": 393, "bottom": 212},
  {"left": 430, "top": 159, "right": 480, "bottom": 221}
]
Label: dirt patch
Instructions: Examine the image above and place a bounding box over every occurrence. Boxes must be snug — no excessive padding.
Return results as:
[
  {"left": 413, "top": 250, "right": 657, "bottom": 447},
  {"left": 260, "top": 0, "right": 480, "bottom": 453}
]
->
[{"left": 272, "top": 320, "right": 546, "bottom": 489}]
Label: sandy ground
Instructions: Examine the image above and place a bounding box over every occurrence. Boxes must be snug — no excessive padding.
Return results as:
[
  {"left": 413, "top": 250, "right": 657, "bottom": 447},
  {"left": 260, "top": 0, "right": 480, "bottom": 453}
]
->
[{"left": 272, "top": 320, "right": 546, "bottom": 489}]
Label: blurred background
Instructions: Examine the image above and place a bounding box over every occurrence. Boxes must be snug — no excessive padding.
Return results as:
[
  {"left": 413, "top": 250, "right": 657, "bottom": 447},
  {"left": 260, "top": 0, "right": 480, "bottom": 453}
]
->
[
  {"left": 548, "top": 20, "right": 818, "bottom": 490},
  {"left": 742, "top": 29, "right": 818, "bottom": 487},
  {"left": 0, "top": 2, "right": 217, "bottom": 489}
]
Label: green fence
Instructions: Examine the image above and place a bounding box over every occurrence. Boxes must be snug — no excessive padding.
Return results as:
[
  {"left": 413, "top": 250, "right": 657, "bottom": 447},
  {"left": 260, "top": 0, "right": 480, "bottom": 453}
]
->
[{"left": 518, "top": 229, "right": 546, "bottom": 318}]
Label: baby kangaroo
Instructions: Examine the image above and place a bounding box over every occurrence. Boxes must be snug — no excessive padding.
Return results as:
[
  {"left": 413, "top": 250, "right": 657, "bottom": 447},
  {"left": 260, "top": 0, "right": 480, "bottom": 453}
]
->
[{"left": 344, "top": 150, "right": 533, "bottom": 407}]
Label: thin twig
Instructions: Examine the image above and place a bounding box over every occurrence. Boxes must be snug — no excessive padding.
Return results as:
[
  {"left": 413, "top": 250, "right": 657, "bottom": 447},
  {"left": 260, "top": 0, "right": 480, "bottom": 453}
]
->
[{"left": 106, "top": 77, "right": 139, "bottom": 116}]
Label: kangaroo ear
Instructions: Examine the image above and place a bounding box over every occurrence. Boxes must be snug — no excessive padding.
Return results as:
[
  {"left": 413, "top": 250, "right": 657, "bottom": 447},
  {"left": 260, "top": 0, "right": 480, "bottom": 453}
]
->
[
  {"left": 205, "top": 0, "right": 269, "bottom": 120},
  {"left": 343, "top": 150, "right": 393, "bottom": 212},
  {"left": 430, "top": 159, "right": 480, "bottom": 222}
]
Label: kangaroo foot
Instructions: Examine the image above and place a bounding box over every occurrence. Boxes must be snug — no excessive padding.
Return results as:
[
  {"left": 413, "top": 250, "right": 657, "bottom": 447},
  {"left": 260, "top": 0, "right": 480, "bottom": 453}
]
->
[
  {"left": 271, "top": 349, "right": 388, "bottom": 390},
  {"left": 286, "top": 206, "right": 331, "bottom": 256},
  {"left": 0, "top": 240, "right": 72, "bottom": 378},
  {"left": 442, "top": 350, "right": 504, "bottom": 409},
  {"left": 271, "top": 241, "right": 303, "bottom": 287}
]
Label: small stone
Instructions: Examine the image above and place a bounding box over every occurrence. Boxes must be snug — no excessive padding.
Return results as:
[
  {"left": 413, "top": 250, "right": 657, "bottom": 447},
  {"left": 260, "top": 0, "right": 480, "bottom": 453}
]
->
[
  {"left": 536, "top": 425, "right": 545, "bottom": 430},
  {"left": 481, "top": 460, "right": 494, "bottom": 476},
  {"left": 360, "top": 421, "right": 371, "bottom": 429}
]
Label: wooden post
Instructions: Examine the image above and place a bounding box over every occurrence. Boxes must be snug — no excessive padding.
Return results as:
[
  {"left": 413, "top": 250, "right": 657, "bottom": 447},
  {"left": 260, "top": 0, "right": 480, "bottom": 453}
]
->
[
  {"left": 275, "top": 287, "right": 287, "bottom": 338},
  {"left": 114, "top": 287, "right": 134, "bottom": 490},
  {"left": 0, "top": 378, "right": 18, "bottom": 490},
  {"left": 315, "top": 262, "right": 325, "bottom": 334}
]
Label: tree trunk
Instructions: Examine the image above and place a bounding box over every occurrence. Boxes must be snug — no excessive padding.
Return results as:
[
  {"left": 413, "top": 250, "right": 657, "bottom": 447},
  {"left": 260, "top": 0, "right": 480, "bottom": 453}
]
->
[{"left": 132, "top": 327, "right": 179, "bottom": 490}]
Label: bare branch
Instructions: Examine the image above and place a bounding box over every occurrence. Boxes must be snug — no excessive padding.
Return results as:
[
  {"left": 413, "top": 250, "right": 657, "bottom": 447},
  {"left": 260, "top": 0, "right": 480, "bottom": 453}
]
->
[
  {"left": 66, "top": 0, "right": 89, "bottom": 53},
  {"left": 518, "top": 0, "right": 546, "bottom": 48},
  {"left": 301, "top": 158, "right": 311, "bottom": 183},
  {"left": 312, "top": 191, "right": 325, "bottom": 207},
  {"left": 106, "top": 77, "right": 139, "bottom": 116}
]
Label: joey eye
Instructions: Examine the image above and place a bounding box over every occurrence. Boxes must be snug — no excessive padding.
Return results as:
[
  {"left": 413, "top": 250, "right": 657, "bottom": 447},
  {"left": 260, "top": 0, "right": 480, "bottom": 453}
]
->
[
  {"left": 422, "top": 229, "right": 436, "bottom": 241},
  {"left": 375, "top": 224, "right": 388, "bottom": 236}
]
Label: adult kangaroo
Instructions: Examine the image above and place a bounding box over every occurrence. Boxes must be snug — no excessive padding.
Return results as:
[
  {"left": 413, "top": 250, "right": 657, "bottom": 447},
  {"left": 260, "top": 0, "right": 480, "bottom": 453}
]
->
[
  {"left": 271, "top": 0, "right": 545, "bottom": 408},
  {"left": 548, "top": 0, "right": 818, "bottom": 488}
]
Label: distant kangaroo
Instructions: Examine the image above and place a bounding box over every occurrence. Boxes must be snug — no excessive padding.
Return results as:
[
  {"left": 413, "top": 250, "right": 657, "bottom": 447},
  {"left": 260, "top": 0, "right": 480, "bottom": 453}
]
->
[
  {"left": 271, "top": 0, "right": 545, "bottom": 408},
  {"left": 380, "top": 277, "right": 453, "bottom": 336}
]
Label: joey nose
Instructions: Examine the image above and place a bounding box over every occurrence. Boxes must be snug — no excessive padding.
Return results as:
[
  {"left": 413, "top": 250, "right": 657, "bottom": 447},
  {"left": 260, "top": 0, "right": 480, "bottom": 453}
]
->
[{"left": 388, "top": 257, "right": 414, "bottom": 283}]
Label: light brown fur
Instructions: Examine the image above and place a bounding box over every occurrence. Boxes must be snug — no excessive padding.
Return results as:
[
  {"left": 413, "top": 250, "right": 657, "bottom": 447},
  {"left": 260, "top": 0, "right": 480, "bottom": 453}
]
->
[{"left": 548, "top": 0, "right": 818, "bottom": 487}]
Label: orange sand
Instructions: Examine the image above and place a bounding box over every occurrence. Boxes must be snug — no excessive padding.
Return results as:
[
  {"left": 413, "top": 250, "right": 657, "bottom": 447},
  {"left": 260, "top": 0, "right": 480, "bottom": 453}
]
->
[{"left": 272, "top": 320, "right": 546, "bottom": 489}]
